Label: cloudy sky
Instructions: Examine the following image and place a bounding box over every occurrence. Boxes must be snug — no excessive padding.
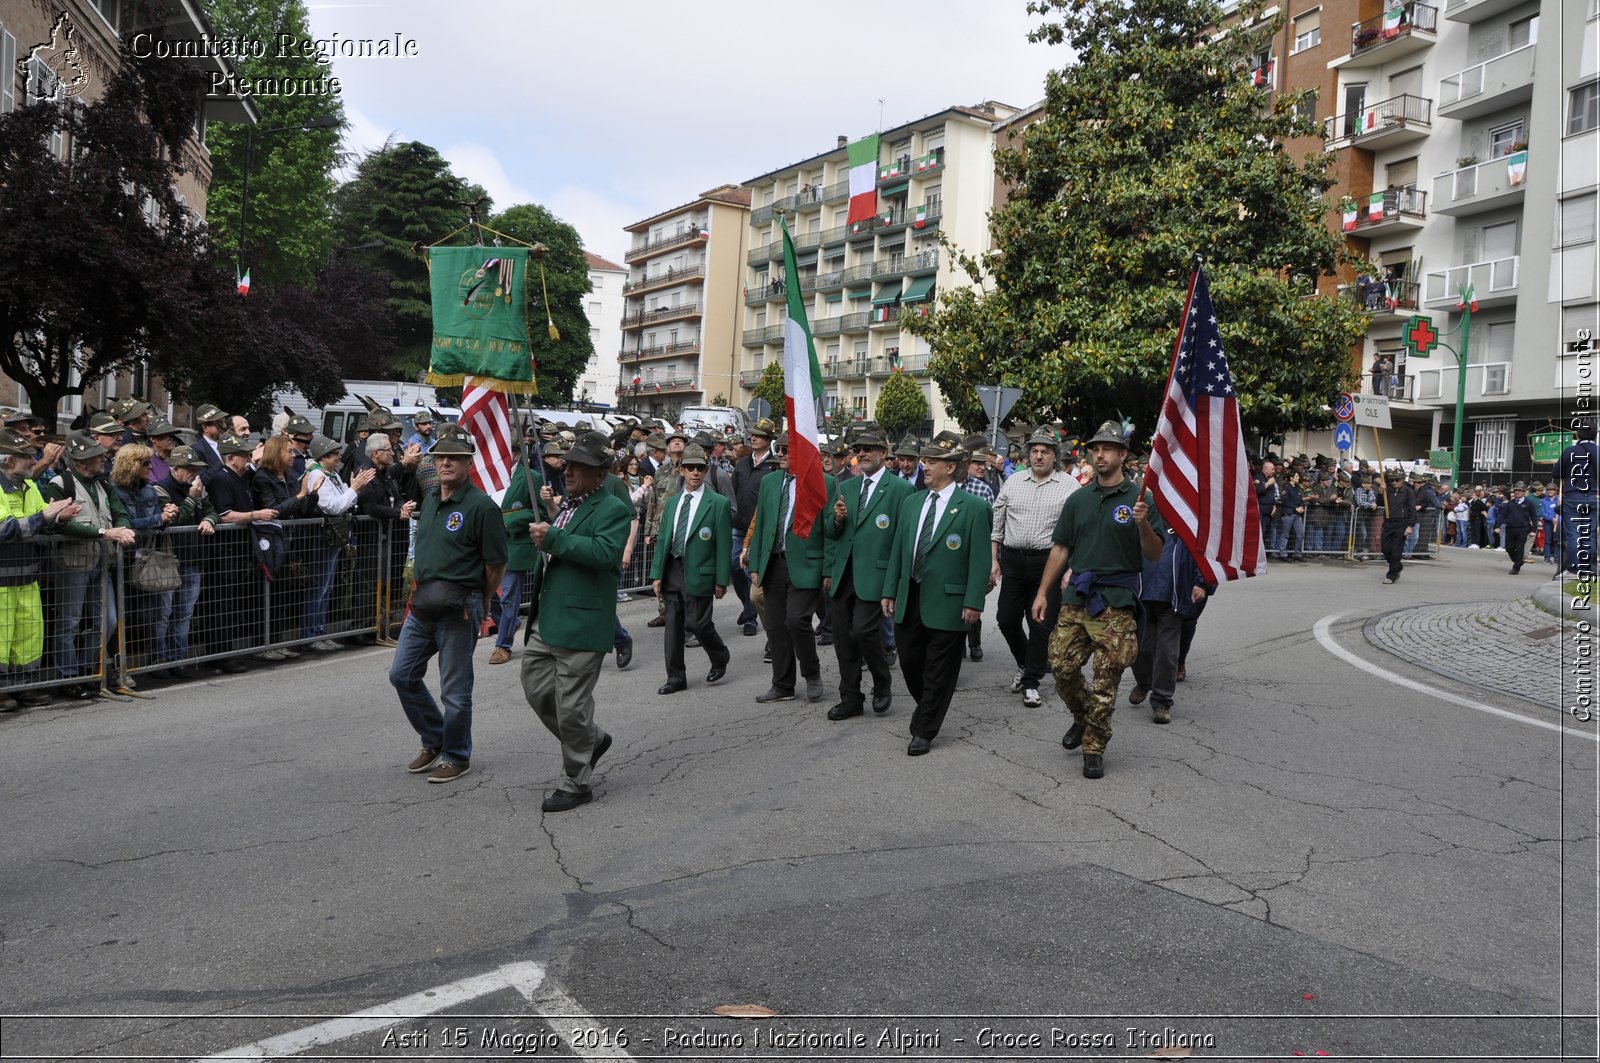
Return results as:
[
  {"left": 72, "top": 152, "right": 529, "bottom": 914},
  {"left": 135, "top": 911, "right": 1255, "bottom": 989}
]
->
[{"left": 304, "top": 0, "right": 1065, "bottom": 263}]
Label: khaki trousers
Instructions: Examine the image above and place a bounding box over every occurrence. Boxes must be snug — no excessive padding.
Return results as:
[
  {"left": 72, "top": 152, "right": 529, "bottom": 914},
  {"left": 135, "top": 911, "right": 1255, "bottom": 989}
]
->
[{"left": 520, "top": 623, "right": 606, "bottom": 793}]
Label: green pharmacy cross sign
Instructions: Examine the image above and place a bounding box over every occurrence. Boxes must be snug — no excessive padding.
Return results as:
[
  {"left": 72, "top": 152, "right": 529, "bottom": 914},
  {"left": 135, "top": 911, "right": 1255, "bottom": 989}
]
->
[{"left": 1403, "top": 314, "right": 1439, "bottom": 359}]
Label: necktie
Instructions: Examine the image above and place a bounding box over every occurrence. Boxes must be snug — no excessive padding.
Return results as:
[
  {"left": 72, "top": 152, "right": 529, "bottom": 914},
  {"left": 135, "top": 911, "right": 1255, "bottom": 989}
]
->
[
  {"left": 776, "top": 475, "right": 792, "bottom": 554},
  {"left": 671, "top": 493, "right": 692, "bottom": 557},
  {"left": 912, "top": 494, "right": 938, "bottom": 581},
  {"left": 858, "top": 478, "right": 872, "bottom": 524}
]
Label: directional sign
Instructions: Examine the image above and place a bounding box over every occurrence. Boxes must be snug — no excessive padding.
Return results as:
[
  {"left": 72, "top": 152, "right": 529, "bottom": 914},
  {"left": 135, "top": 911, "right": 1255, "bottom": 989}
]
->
[
  {"left": 1403, "top": 314, "right": 1439, "bottom": 358},
  {"left": 747, "top": 398, "right": 771, "bottom": 422},
  {"left": 1334, "top": 392, "right": 1355, "bottom": 421},
  {"left": 1351, "top": 393, "right": 1392, "bottom": 429},
  {"left": 1334, "top": 421, "right": 1355, "bottom": 451},
  {"left": 976, "top": 385, "right": 1023, "bottom": 450}
]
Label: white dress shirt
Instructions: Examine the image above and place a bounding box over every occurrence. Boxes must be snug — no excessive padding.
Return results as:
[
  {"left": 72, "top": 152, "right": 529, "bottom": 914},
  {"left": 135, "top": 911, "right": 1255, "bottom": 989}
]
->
[{"left": 673, "top": 486, "right": 704, "bottom": 552}]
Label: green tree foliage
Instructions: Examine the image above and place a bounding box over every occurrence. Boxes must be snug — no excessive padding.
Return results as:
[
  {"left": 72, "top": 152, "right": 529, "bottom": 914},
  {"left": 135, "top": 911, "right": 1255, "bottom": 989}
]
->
[
  {"left": 200, "top": 0, "right": 343, "bottom": 288},
  {"left": 333, "top": 141, "right": 488, "bottom": 379},
  {"left": 908, "top": 0, "right": 1368, "bottom": 441},
  {"left": 875, "top": 369, "right": 930, "bottom": 438},
  {"left": 484, "top": 204, "right": 594, "bottom": 403},
  {"left": 825, "top": 401, "right": 855, "bottom": 438},
  {"left": 752, "top": 360, "right": 785, "bottom": 423}
]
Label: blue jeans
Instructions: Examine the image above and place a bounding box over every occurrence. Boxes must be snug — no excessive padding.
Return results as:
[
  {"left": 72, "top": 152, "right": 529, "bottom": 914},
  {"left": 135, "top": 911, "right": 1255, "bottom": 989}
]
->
[
  {"left": 1404, "top": 523, "right": 1419, "bottom": 556},
  {"left": 495, "top": 569, "right": 527, "bottom": 651},
  {"left": 1563, "top": 495, "right": 1595, "bottom": 575},
  {"left": 1544, "top": 518, "right": 1558, "bottom": 561},
  {"left": 156, "top": 566, "right": 203, "bottom": 662},
  {"left": 1454, "top": 519, "right": 1468, "bottom": 546},
  {"left": 51, "top": 565, "right": 112, "bottom": 679},
  {"left": 303, "top": 545, "right": 342, "bottom": 640},
  {"left": 732, "top": 529, "right": 755, "bottom": 627},
  {"left": 389, "top": 596, "right": 483, "bottom": 766},
  {"left": 1274, "top": 514, "right": 1304, "bottom": 557}
]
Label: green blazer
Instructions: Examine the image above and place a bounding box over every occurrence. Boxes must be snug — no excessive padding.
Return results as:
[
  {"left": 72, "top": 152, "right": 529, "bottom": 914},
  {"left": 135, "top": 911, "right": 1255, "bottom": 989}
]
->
[
  {"left": 823, "top": 471, "right": 912, "bottom": 601},
  {"left": 524, "top": 489, "right": 632, "bottom": 654},
  {"left": 748, "top": 471, "right": 837, "bottom": 590},
  {"left": 883, "top": 486, "right": 993, "bottom": 632},
  {"left": 649, "top": 488, "right": 731, "bottom": 596},
  {"left": 500, "top": 465, "right": 550, "bottom": 573}
]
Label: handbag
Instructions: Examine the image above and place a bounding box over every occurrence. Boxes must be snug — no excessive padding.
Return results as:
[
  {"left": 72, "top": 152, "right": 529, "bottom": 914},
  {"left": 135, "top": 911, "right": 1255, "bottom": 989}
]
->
[
  {"left": 323, "top": 513, "right": 354, "bottom": 551},
  {"left": 131, "top": 548, "right": 182, "bottom": 592},
  {"left": 409, "top": 579, "right": 474, "bottom": 621}
]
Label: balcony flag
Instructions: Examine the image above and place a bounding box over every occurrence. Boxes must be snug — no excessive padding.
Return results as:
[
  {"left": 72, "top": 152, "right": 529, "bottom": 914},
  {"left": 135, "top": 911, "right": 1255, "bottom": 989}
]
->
[
  {"left": 1382, "top": 5, "right": 1403, "bottom": 36},
  {"left": 913, "top": 204, "right": 927, "bottom": 228},
  {"left": 1506, "top": 149, "right": 1527, "bottom": 187},
  {"left": 425, "top": 244, "right": 538, "bottom": 395},
  {"left": 779, "top": 215, "right": 827, "bottom": 539},
  {"left": 845, "top": 134, "right": 881, "bottom": 226},
  {"left": 1368, "top": 193, "right": 1385, "bottom": 221}
]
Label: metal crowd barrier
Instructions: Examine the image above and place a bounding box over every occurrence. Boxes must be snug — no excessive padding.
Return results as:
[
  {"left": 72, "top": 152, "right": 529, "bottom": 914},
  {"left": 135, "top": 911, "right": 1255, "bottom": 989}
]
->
[
  {"left": 0, "top": 516, "right": 409, "bottom": 700},
  {"left": 1266, "top": 506, "right": 1443, "bottom": 560}
]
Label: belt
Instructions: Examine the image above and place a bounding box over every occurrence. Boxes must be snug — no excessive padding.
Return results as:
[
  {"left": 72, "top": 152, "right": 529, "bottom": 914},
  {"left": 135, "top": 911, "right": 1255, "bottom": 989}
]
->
[{"left": 1005, "top": 546, "right": 1052, "bottom": 556}]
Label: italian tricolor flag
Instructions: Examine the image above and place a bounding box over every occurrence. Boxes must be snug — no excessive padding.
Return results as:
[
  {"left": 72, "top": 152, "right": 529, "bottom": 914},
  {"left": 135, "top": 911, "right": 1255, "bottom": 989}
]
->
[
  {"left": 913, "top": 204, "right": 927, "bottom": 228},
  {"left": 779, "top": 216, "right": 827, "bottom": 539},
  {"left": 1368, "top": 193, "right": 1385, "bottom": 221},
  {"left": 845, "top": 134, "right": 880, "bottom": 226}
]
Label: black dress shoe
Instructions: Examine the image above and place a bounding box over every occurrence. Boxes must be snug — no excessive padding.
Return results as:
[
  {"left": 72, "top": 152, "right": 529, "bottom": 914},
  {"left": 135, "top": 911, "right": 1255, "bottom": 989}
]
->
[
  {"left": 755, "top": 687, "right": 795, "bottom": 703},
  {"left": 743, "top": 623, "right": 758, "bottom": 636},
  {"left": 827, "top": 702, "right": 863, "bottom": 720},
  {"left": 871, "top": 693, "right": 892, "bottom": 713},
  {"left": 706, "top": 663, "right": 727, "bottom": 683},
  {"left": 885, "top": 647, "right": 897, "bottom": 667},
  {"left": 542, "top": 789, "right": 594, "bottom": 813},
  {"left": 658, "top": 680, "right": 687, "bottom": 695},
  {"left": 907, "top": 736, "right": 932, "bottom": 756},
  {"left": 1081, "top": 753, "right": 1105, "bottom": 779},
  {"left": 1062, "top": 721, "right": 1085, "bottom": 749},
  {"left": 614, "top": 638, "right": 633, "bottom": 669},
  {"left": 817, "top": 633, "right": 834, "bottom": 646},
  {"left": 969, "top": 646, "right": 983, "bottom": 662},
  {"left": 590, "top": 733, "right": 612, "bottom": 770}
]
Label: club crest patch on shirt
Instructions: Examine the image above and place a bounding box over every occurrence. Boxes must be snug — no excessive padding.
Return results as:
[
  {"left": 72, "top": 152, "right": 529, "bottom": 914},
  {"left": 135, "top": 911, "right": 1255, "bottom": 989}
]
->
[
  {"left": 698, "top": 527, "right": 712, "bottom": 541},
  {"left": 445, "top": 511, "right": 464, "bottom": 532},
  {"left": 875, "top": 513, "right": 891, "bottom": 529},
  {"left": 1112, "top": 505, "right": 1133, "bottom": 525},
  {"left": 945, "top": 532, "right": 962, "bottom": 550}
]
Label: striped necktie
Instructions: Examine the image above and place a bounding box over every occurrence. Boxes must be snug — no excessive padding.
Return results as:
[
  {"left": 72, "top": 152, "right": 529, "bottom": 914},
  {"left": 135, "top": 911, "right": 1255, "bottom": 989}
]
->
[
  {"left": 912, "top": 494, "right": 938, "bottom": 581},
  {"left": 775, "top": 475, "right": 792, "bottom": 553}
]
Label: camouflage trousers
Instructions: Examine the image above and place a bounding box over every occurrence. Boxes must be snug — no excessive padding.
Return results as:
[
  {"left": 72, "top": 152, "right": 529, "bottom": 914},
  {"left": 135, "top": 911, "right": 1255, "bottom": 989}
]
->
[{"left": 1048, "top": 604, "right": 1139, "bottom": 755}]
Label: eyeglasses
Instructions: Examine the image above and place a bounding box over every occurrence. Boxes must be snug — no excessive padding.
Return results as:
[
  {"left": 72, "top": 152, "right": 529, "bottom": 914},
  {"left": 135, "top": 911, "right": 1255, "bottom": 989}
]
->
[
  {"left": 774, "top": 447, "right": 789, "bottom": 455},
  {"left": 137, "top": 459, "right": 152, "bottom": 466}
]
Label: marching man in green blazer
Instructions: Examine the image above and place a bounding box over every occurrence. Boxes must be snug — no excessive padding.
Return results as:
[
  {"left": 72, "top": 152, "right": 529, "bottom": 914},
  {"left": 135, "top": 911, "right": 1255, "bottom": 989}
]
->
[
  {"left": 649, "top": 445, "right": 732, "bottom": 694},
  {"left": 822, "top": 427, "right": 910, "bottom": 720},
  {"left": 519, "top": 431, "right": 634, "bottom": 813},
  {"left": 744, "top": 432, "right": 837, "bottom": 704},
  {"left": 881, "top": 435, "right": 994, "bottom": 756}
]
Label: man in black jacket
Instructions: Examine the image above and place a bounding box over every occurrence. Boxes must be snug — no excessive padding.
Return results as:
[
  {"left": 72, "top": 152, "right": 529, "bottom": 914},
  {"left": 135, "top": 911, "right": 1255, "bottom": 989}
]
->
[
  {"left": 730, "top": 418, "right": 779, "bottom": 636},
  {"left": 1379, "top": 467, "right": 1417, "bottom": 585},
  {"left": 1498, "top": 482, "right": 1538, "bottom": 576}
]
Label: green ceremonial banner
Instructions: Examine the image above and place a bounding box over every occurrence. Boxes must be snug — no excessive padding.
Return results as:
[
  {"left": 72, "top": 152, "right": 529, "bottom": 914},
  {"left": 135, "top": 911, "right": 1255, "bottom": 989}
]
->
[
  {"left": 1530, "top": 431, "right": 1573, "bottom": 463},
  {"left": 426, "top": 245, "right": 537, "bottom": 395}
]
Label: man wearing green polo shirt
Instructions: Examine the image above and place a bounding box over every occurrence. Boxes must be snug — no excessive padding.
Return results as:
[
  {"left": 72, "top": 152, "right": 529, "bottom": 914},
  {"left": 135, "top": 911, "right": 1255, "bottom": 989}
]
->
[
  {"left": 390, "top": 433, "right": 507, "bottom": 784},
  {"left": 1032, "top": 420, "right": 1163, "bottom": 780}
]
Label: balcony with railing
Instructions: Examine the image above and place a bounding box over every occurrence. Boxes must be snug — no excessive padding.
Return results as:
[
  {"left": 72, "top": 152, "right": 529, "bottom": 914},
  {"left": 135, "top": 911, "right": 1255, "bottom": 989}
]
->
[
  {"left": 1437, "top": 44, "right": 1536, "bottom": 120},
  {"left": 913, "top": 196, "right": 943, "bottom": 231},
  {"left": 622, "top": 264, "right": 704, "bottom": 295},
  {"left": 812, "top": 269, "right": 846, "bottom": 293},
  {"left": 1339, "top": 279, "right": 1421, "bottom": 319},
  {"left": 840, "top": 261, "right": 877, "bottom": 285},
  {"left": 747, "top": 240, "right": 783, "bottom": 265},
  {"left": 811, "top": 312, "right": 870, "bottom": 338},
  {"left": 617, "top": 339, "right": 700, "bottom": 363},
  {"left": 1324, "top": 93, "right": 1433, "bottom": 148},
  {"left": 740, "top": 323, "right": 786, "bottom": 347},
  {"left": 1413, "top": 361, "right": 1513, "bottom": 401},
  {"left": 630, "top": 372, "right": 700, "bottom": 395},
  {"left": 875, "top": 206, "right": 910, "bottom": 237},
  {"left": 1432, "top": 152, "right": 1528, "bottom": 217},
  {"left": 1340, "top": 185, "right": 1427, "bottom": 236},
  {"left": 793, "top": 184, "right": 825, "bottom": 211},
  {"left": 818, "top": 223, "right": 850, "bottom": 248},
  {"left": 738, "top": 368, "right": 764, "bottom": 387},
  {"left": 878, "top": 150, "right": 944, "bottom": 184},
  {"left": 1444, "top": 0, "right": 1524, "bottom": 23},
  {"left": 904, "top": 249, "right": 940, "bottom": 275},
  {"left": 822, "top": 178, "right": 850, "bottom": 204},
  {"left": 792, "top": 228, "right": 824, "bottom": 251},
  {"left": 1423, "top": 255, "right": 1519, "bottom": 309},
  {"left": 624, "top": 226, "right": 708, "bottom": 263},
  {"left": 749, "top": 196, "right": 797, "bottom": 226},
  {"left": 622, "top": 302, "right": 703, "bottom": 330},
  {"left": 1336, "top": 2, "right": 1438, "bottom": 67},
  {"left": 745, "top": 280, "right": 785, "bottom": 305}
]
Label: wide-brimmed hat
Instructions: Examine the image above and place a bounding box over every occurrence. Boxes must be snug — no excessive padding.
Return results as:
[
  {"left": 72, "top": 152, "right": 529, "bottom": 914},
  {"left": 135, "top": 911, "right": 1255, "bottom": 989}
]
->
[
  {"left": 1384, "top": 466, "right": 1405, "bottom": 480},
  {"left": 679, "top": 444, "right": 709, "bottom": 468},
  {"left": 217, "top": 434, "right": 253, "bottom": 457},
  {"left": 565, "top": 431, "right": 614, "bottom": 468},
  {"left": 430, "top": 432, "right": 475, "bottom": 456},
  {"left": 67, "top": 432, "right": 107, "bottom": 461},
  {"left": 1085, "top": 420, "right": 1130, "bottom": 449},
  {"left": 111, "top": 396, "right": 151, "bottom": 422},
  {"left": 645, "top": 433, "right": 667, "bottom": 451},
  {"left": 310, "top": 436, "right": 343, "bottom": 461},
  {"left": 894, "top": 436, "right": 922, "bottom": 458},
  {"left": 852, "top": 428, "right": 889, "bottom": 450},
  {"left": 411, "top": 409, "right": 435, "bottom": 426},
  {"left": 920, "top": 435, "right": 965, "bottom": 462},
  {"left": 664, "top": 430, "right": 689, "bottom": 445},
  {"left": 774, "top": 431, "right": 791, "bottom": 447},
  {"left": 147, "top": 420, "right": 182, "bottom": 439},
  {"left": 1025, "top": 428, "right": 1059, "bottom": 449},
  {"left": 168, "top": 445, "right": 208, "bottom": 469},
  {"left": 750, "top": 418, "right": 777, "bottom": 440},
  {"left": 366, "top": 407, "right": 400, "bottom": 431},
  {"left": 5, "top": 411, "right": 43, "bottom": 428},
  {"left": 88, "top": 412, "right": 123, "bottom": 436},
  {"left": 194, "top": 403, "right": 228, "bottom": 426},
  {"left": 0, "top": 427, "right": 33, "bottom": 457},
  {"left": 283, "top": 410, "right": 315, "bottom": 437}
]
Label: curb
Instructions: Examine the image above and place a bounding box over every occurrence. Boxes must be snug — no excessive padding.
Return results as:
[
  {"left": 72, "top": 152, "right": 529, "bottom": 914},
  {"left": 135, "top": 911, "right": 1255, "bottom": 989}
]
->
[{"left": 1532, "top": 578, "right": 1597, "bottom": 623}]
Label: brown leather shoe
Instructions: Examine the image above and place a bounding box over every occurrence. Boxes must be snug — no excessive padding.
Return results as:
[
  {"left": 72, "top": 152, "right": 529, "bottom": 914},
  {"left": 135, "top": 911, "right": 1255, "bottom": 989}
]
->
[
  {"left": 407, "top": 747, "right": 441, "bottom": 773},
  {"left": 647, "top": 616, "right": 666, "bottom": 628},
  {"left": 427, "top": 760, "right": 471, "bottom": 784},
  {"left": 488, "top": 647, "right": 512, "bottom": 665}
]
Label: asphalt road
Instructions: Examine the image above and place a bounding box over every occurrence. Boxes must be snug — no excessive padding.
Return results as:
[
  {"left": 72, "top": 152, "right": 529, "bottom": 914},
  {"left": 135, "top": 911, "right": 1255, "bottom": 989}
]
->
[{"left": 1, "top": 547, "right": 1594, "bottom": 1062}]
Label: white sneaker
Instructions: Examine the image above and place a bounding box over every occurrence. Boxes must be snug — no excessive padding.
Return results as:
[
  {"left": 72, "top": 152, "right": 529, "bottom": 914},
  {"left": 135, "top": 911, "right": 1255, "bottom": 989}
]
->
[
  {"left": 1022, "top": 688, "right": 1042, "bottom": 707},
  {"left": 1009, "top": 670, "right": 1024, "bottom": 694},
  {"left": 1468, "top": 544, "right": 1480, "bottom": 549}
]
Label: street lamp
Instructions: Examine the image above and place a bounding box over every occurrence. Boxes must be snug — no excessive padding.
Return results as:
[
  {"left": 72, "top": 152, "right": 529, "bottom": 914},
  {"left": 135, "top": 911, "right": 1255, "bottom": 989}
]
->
[{"left": 236, "top": 114, "right": 341, "bottom": 286}]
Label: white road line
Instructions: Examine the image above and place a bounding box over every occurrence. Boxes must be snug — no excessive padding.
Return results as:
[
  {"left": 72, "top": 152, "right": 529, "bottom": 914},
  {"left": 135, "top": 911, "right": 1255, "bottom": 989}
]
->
[
  {"left": 1314, "top": 612, "right": 1598, "bottom": 742},
  {"left": 528, "top": 979, "right": 639, "bottom": 1060},
  {"left": 193, "top": 961, "right": 545, "bottom": 1060}
]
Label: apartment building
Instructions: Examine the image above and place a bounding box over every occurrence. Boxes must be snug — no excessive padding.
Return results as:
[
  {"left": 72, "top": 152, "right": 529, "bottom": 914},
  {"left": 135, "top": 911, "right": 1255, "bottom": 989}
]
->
[
  {"left": 1260, "top": 0, "right": 1597, "bottom": 475},
  {"left": 618, "top": 185, "right": 751, "bottom": 418},
  {"left": 581, "top": 252, "right": 626, "bottom": 405},
  {"left": 0, "top": 0, "right": 255, "bottom": 423},
  {"left": 739, "top": 103, "right": 1019, "bottom": 438}
]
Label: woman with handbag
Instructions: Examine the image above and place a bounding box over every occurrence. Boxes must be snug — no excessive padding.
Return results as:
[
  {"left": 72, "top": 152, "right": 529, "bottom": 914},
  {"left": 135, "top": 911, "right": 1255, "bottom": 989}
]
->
[
  {"left": 150, "top": 446, "right": 218, "bottom": 678},
  {"left": 111, "top": 444, "right": 179, "bottom": 678},
  {"left": 303, "top": 437, "right": 375, "bottom": 651},
  {"left": 251, "top": 436, "right": 319, "bottom": 655}
]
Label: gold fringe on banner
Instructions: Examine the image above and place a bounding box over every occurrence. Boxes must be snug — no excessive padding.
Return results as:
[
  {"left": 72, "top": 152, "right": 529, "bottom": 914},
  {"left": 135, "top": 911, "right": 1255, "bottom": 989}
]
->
[{"left": 424, "top": 372, "right": 540, "bottom": 397}]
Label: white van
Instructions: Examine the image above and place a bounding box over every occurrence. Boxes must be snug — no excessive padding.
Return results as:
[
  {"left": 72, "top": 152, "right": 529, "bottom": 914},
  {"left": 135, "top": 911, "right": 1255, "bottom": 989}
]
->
[{"left": 679, "top": 405, "right": 751, "bottom": 439}]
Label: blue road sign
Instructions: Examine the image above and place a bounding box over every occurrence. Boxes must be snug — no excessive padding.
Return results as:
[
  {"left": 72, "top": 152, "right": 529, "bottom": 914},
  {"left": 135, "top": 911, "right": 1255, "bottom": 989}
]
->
[
  {"left": 1334, "top": 421, "right": 1355, "bottom": 451},
  {"left": 1334, "top": 393, "right": 1355, "bottom": 421}
]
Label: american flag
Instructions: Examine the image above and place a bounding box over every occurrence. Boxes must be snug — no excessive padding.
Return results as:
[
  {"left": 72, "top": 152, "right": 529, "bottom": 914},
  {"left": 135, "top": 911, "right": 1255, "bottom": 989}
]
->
[
  {"left": 1147, "top": 265, "right": 1266, "bottom": 583},
  {"left": 460, "top": 377, "right": 516, "bottom": 501}
]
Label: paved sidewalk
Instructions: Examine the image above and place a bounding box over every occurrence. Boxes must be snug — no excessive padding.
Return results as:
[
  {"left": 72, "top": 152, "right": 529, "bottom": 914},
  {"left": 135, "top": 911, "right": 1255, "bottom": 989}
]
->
[{"left": 1365, "top": 596, "right": 1576, "bottom": 713}]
